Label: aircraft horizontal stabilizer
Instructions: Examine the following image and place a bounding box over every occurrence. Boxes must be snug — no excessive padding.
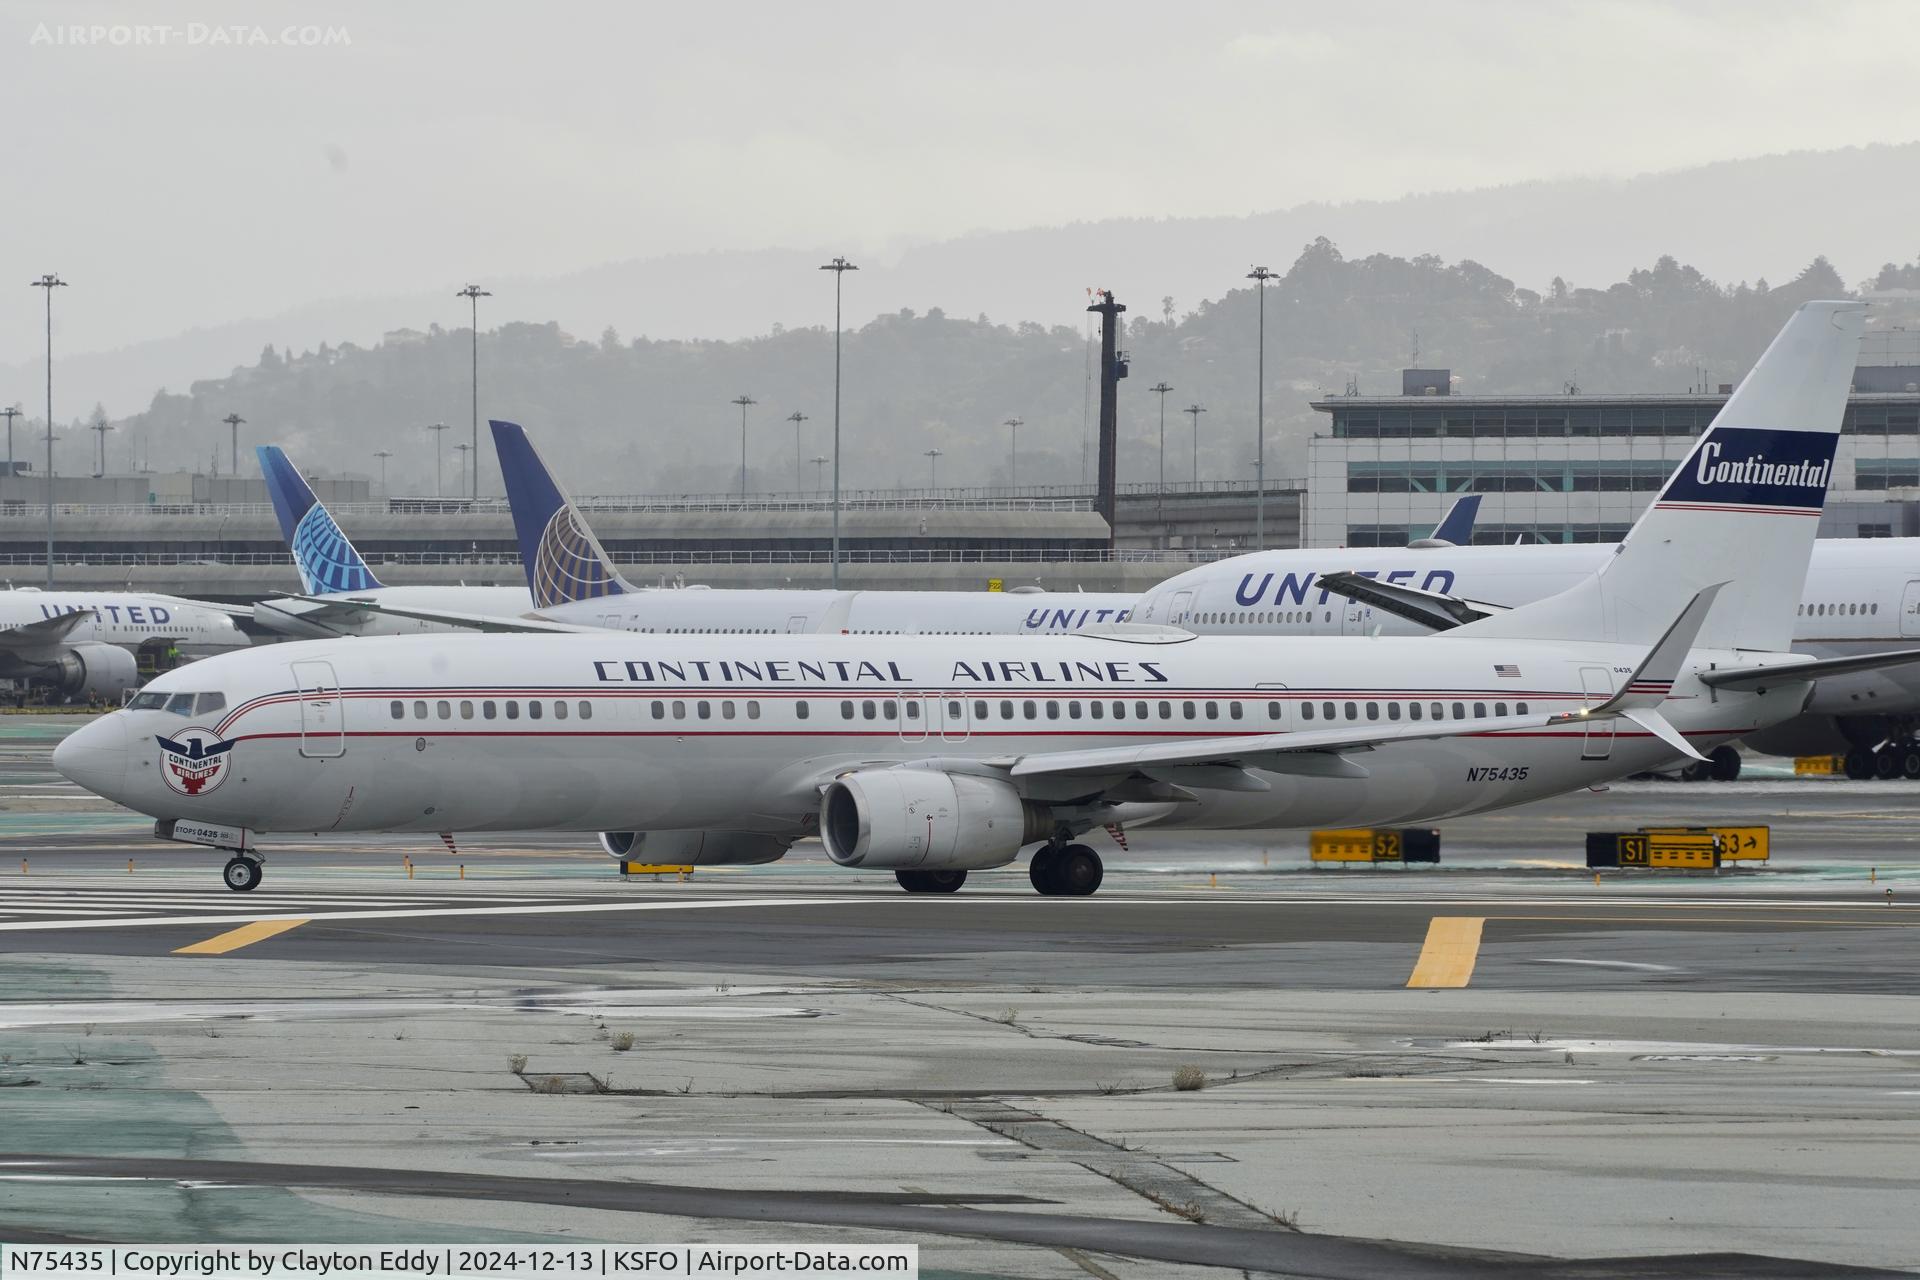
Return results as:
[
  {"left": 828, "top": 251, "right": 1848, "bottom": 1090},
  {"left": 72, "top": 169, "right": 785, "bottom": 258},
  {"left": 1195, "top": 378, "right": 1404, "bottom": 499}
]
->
[
  {"left": 0, "top": 610, "right": 95, "bottom": 650},
  {"left": 1697, "top": 646, "right": 1920, "bottom": 691},
  {"left": 284, "top": 594, "right": 599, "bottom": 634}
]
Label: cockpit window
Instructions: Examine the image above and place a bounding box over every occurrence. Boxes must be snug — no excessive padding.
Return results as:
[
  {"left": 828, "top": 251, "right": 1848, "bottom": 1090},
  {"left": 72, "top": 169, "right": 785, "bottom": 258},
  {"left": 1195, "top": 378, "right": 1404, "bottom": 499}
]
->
[
  {"left": 194, "top": 692, "right": 227, "bottom": 716},
  {"left": 165, "top": 693, "right": 197, "bottom": 716},
  {"left": 128, "top": 691, "right": 167, "bottom": 711}
]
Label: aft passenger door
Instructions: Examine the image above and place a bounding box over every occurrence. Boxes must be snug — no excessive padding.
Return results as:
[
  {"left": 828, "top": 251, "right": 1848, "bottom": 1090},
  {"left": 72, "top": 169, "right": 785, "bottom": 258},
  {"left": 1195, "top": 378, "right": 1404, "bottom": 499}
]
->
[
  {"left": 1578, "top": 666, "right": 1614, "bottom": 760},
  {"left": 1902, "top": 582, "right": 1920, "bottom": 638},
  {"left": 290, "top": 659, "right": 345, "bottom": 759}
]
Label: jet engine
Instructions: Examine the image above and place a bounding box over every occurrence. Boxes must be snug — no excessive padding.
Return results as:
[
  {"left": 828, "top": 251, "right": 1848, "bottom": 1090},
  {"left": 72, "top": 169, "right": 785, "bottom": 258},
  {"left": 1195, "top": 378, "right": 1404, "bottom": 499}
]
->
[
  {"left": 820, "top": 768, "right": 1050, "bottom": 871},
  {"left": 41, "top": 643, "right": 140, "bottom": 701},
  {"left": 597, "top": 829, "right": 791, "bottom": 866}
]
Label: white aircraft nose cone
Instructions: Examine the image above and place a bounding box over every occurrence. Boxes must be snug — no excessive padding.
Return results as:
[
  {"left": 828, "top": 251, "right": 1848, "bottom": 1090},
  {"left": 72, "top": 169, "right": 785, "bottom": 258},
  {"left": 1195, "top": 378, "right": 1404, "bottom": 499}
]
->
[{"left": 53, "top": 714, "right": 129, "bottom": 798}]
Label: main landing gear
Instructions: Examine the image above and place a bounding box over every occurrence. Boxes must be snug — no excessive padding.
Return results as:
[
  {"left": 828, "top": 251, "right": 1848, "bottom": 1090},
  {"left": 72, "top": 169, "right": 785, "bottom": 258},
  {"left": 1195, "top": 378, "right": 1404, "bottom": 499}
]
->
[
  {"left": 1030, "top": 842, "right": 1103, "bottom": 897},
  {"left": 222, "top": 853, "right": 264, "bottom": 892},
  {"left": 1843, "top": 740, "right": 1920, "bottom": 781},
  {"left": 895, "top": 869, "right": 967, "bottom": 894}
]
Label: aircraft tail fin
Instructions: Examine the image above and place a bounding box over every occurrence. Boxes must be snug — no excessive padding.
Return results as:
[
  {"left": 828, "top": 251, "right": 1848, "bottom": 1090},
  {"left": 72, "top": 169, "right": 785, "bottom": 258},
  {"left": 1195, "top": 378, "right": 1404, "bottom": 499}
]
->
[
  {"left": 1449, "top": 301, "right": 1864, "bottom": 652},
  {"left": 488, "top": 420, "right": 630, "bottom": 609},
  {"left": 256, "top": 446, "right": 382, "bottom": 594},
  {"left": 1424, "top": 494, "right": 1482, "bottom": 546}
]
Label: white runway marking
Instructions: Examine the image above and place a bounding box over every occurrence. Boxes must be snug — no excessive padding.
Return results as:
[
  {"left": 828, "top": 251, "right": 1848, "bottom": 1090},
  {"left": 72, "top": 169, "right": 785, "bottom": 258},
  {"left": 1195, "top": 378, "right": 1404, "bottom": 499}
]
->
[{"left": 1528, "top": 958, "right": 1682, "bottom": 971}]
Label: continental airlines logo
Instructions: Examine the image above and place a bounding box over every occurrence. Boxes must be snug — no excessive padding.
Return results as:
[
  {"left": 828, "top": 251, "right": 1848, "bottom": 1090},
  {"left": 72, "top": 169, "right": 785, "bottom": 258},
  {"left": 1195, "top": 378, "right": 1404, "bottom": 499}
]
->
[
  {"left": 157, "top": 728, "right": 238, "bottom": 797},
  {"left": 1660, "top": 427, "right": 1837, "bottom": 512},
  {"left": 532, "top": 507, "right": 623, "bottom": 608},
  {"left": 291, "top": 505, "right": 378, "bottom": 593}
]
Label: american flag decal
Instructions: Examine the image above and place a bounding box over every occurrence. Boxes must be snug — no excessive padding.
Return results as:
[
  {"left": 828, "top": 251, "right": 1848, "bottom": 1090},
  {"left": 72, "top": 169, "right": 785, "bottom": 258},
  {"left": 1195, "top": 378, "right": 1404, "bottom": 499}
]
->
[{"left": 1494, "top": 663, "right": 1522, "bottom": 678}]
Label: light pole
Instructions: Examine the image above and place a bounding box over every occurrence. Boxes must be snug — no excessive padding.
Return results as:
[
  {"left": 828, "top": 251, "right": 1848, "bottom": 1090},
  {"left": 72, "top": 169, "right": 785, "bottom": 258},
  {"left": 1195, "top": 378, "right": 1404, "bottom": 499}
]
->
[
  {"left": 1149, "top": 381, "right": 1173, "bottom": 542},
  {"left": 374, "top": 449, "right": 393, "bottom": 492},
  {"left": 786, "top": 411, "right": 809, "bottom": 493},
  {"left": 924, "top": 448, "right": 943, "bottom": 489},
  {"left": 819, "top": 256, "right": 858, "bottom": 589},
  {"left": 731, "top": 395, "right": 757, "bottom": 497},
  {"left": 454, "top": 442, "right": 474, "bottom": 498},
  {"left": 427, "top": 421, "right": 450, "bottom": 497},
  {"left": 1003, "top": 416, "right": 1021, "bottom": 489},
  {"left": 2, "top": 405, "right": 21, "bottom": 480},
  {"left": 456, "top": 284, "right": 490, "bottom": 498},
  {"left": 31, "top": 273, "right": 66, "bottom": 588},
  {"left": 1184, "top": 403, "right": 1206, "bottom": 483},
  {"left": 90, "top": 420, "right": 114, "bottom": 477},
  {"left": 809, "top": 454, "right": 829, "bottom": 492},
  {"left": 1246, "top": 266, "right": 1275, "bottom": 549},
  {"left": 221, "top": 412, "right": 245, "bottom": 476}
]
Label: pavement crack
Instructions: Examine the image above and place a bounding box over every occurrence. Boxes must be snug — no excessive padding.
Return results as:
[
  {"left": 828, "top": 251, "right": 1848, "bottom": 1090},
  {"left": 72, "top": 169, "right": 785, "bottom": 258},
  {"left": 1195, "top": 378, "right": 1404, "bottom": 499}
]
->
[{"left": 925, "top": 1098, "right": 1294, "bottom": 1233}]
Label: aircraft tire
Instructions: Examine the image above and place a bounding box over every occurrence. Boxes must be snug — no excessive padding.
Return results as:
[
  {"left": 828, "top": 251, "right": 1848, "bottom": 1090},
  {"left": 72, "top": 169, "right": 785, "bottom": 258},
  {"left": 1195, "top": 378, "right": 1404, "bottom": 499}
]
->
[
  {"left": 1876, "top": 746, "right": 1902, "bottom": 780},
  {"left": 1054, "top": 845, "right": 1103, "bottom": 897},
  {"left": 1902, "top": 746, "right": 1920, "bottom": 780},
  {"left": 1029, "top": 848, "right": 1061, "bottom": 895},
  {"left": 223, "top": 857, "right": 261, "bottom": 892},
  {"left": 1709, "top": 746, "right": 1742, "bottom": 783},
  {"left": 896, "top": 869, "right": 967, "bottom": 894},
  {"left": 1845, "top": 750, "right": 1876, "bottom": 780}
]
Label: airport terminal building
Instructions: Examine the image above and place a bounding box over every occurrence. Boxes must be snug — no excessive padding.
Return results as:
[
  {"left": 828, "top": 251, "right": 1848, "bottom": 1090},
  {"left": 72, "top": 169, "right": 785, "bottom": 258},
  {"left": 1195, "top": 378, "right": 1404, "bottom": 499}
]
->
[{"left": 1307, "top": 365, "right": 1920, "bottom": 547}]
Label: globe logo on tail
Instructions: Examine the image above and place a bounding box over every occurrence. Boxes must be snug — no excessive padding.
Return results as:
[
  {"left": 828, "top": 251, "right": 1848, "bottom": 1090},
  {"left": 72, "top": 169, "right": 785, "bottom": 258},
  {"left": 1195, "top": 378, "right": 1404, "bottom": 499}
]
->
[
  {"left": 532, "top": 506, "right": 621, "bottom": 608},
  {"left": 291, "top": 505, "right": 379, "bottom": 594}
]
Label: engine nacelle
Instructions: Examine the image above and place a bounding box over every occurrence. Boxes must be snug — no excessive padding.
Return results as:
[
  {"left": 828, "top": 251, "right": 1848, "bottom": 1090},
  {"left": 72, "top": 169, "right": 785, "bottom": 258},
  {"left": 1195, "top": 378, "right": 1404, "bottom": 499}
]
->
[
  {"left": 43, "top": 643, "right": 141, "bottom": 701},
  {"left": 1742, "top": 713, "right": 1865, "bottom": 758},
  {"left": 820, "top": 768, "right": 1050, "bottom": 871},
  {"left": 597, "top": 829, "right": 791, "bottom": 866}
]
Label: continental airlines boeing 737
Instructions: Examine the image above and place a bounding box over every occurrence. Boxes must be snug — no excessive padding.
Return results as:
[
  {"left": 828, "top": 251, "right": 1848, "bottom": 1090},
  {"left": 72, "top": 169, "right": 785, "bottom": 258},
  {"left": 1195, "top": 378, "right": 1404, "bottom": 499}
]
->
[{"left": 59, "top": 302, "right": 1914, "bottom": 895}]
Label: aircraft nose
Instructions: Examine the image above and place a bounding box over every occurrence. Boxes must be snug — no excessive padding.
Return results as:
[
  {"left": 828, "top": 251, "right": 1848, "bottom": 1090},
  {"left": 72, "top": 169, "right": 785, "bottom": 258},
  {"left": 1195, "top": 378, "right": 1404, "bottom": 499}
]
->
[{"left": 53, "top": 714, "right": 130, "bottom": 798}]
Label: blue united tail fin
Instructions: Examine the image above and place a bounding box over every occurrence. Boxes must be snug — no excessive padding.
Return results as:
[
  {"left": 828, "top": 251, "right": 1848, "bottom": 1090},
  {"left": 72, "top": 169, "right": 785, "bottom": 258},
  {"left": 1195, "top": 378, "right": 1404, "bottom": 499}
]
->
[
  {"left": 1428, "top": 494, "right": 1481, "bottom": 545},
  {"left": 488, "top": 420, "right": 629, "bottom": 609},
  {"left": 256, "top": 446, "right": 382, "bottom": 594}
]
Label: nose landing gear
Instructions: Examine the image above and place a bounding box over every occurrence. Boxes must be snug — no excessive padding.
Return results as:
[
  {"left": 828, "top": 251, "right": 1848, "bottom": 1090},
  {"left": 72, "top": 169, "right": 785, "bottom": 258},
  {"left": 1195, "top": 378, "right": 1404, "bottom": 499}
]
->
[{"left": 222, "top": 853, "right": 263, "bottom": 892}]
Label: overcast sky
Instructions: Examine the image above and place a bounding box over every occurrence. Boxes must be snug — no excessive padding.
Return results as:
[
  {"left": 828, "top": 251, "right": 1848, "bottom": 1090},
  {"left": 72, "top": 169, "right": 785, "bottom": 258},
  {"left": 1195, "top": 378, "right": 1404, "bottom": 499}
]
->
[{"left": 4, "top": 0, "right": 1918, "bottom": 366}]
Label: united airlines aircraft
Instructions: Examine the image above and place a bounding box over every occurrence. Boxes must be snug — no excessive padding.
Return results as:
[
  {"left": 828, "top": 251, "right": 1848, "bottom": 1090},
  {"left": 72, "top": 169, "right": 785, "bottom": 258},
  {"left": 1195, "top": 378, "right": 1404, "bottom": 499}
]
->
[
  {"left": 58, "top": 302, "right": 1916, "bottom": 894},
  {"left": 0, "top": 591, "right": 245, "bottom": 702}
]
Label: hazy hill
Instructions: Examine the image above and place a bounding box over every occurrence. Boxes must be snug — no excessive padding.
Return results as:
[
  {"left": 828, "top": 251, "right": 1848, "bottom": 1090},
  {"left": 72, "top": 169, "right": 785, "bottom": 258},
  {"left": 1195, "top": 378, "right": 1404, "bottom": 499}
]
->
[{"left": 9, "top": 143, "right": 1918, "bottom": 419}]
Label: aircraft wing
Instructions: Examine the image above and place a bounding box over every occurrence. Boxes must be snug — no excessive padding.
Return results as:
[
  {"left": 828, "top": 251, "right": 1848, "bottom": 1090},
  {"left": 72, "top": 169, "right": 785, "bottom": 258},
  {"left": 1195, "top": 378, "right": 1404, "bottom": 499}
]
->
[
  {"left": 1315, "top": 570, "right": 1509, "bottom": 631},
  {"left": 0, "top": 611, "right": 95, "bottom": 650},
  {"left": 281, "top": 594, "right": 602, "bottom": 635},
  {"left": 1697, "top": 646, "right": 1920, "bottom": 691},
  {"left": 1003, "top": 709, "right": 1560, "bottom": 786}
]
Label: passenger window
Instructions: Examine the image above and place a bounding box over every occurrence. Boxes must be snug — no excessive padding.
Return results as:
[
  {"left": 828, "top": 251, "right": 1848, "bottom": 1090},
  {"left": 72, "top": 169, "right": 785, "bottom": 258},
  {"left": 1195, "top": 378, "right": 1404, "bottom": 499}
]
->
[
  {"left": 862, "top": 700, "right": 876, "bottom": 720},
  {"left": 413, "top": 700, "right": 429, "bottom": 719},
  {"left": 1300, "top": 702, "right": 1313, "bottom": 721},
  {"left": 1366, "top": 703, "right": 1380, "bottom": 721},
  {"left": 555, "top": 700, "right": 569, "bottom": 720},
  {"left": 1024, "top": 700, "right": 1038, "bottom": 719},
  {"left": 747, "top": 701, "right": 761, "bottom": 720},
  {"left": 505, "top": 701, "right": 520, "bottom": 720},
  {"left": 651, "top": 700, "right": 665, "bottom": 719},
  {"left": 529, "top": 701, "right": 543, "bottom": 720},
  {"left": 1046, "top": 701, "right": 1060, "bottom": 720},
  {"left": 391, "top": 700, "right": 405, "bottom": 720},
  {"left": 461, "top": 700, "right": 474, "bottom": 720},
  {"left": 1230, "top": 702, "right": 1243, "bottom": 720},
  {"left": 841, "top": 700, "right": 854, "bottom": 719},
  {"left": 1136, "top": 701, "right": 1150, "bottom": 719},
  {"left": 904, "top": 701, "right": 919, "bottom": 720},
  {"left": 997, "top": 699, "right": 1012, "bottom": 718},
  {"left": 1387, "top": 703, "right": 1401, "bottom": 721},
  {"left": 1516, "top": 702, "right": 1528, "bottom": 715},
  {"left": 1494, "top": 702, "right": 1508, "bottom": 716},
  {"left": 1182, "top": 701, "right": 1196, "bottom": 719},
  {"left": 579, "top": 701, "right": 592, "bottom": 720},
  {"left": 1408, "top": 702, "right": 1422, "bottom": 720},
  {"left": 1452, "top": 702, "right": 1466, "bottom": 718},
  {"left": 721, "top": 701, "right": 736, "bottom": 720},
  {"left": 697, "top": 701, "right": 712, "bottom": 719},
  {"left": 1112, "top": 701, "right": 1126, "bottom": 719},
  {"left": 1474, "top": 702, "right": 1487, "bottom": 717},
  {"left": 195, "top": 692, "right": 226, "bottom": 716},
  {"left": 882, "top": 701, "right": 898, "bottom": 720},
  {"left": 672, "top": 700, "right": 686, "bottom": 719},
  {"left": 1205, "top": 701, "right": 1218, "bottom": 718},
  {"left": 1069, "top": 701, "right": 1083, "bottom": 720},
  {"left": 484, "top": 701, "right": 498, "bottom": 720},
  {"left": 797, "top": 701, "right": 810, "bottom": 719},
  {"left": 1345, "top": 702, "right": 1358, "bottom": 719},
  {"left": 437, "top": 700, "right": 452, "bottom": 720},
  {"left": 1430, "top": 702, "right": 1443, "bottom": 719},
  {"left": 1323, "top": 702, "right": 1335, "bottom": 719}
]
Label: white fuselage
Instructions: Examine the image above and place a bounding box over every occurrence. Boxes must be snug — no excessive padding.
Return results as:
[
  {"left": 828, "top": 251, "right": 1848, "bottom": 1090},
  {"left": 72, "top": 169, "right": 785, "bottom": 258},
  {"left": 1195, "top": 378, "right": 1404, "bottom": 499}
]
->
[
  {"left": 63, "top": 630, "right": 1804, "bottom": 839},
  {"left": 1, "top": 591, "right": 246, "bottom": 659},
  {"left": 1146, "top": 538, "right": 1920, "bottom": 716},
  {"left": 536, "top": 588, "right": 1137, "bottom": 636}
]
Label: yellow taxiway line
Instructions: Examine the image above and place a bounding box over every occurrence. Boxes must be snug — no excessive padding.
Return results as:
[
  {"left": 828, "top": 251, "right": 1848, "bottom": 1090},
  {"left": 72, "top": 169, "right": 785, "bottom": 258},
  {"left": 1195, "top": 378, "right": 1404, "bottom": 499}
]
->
[
  {"left": 1407, "top": 916, "right": 1485, "bottom": 988},
  {"left": 173, "top": 918, "right": 309, "bottom": 955}
]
